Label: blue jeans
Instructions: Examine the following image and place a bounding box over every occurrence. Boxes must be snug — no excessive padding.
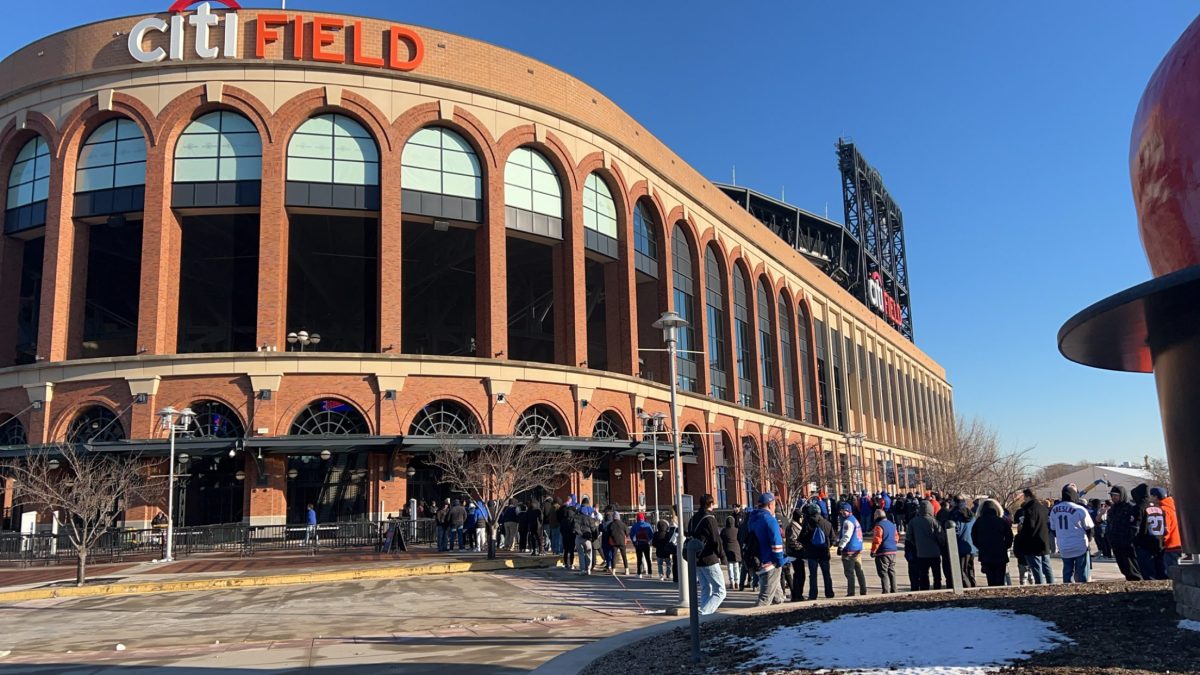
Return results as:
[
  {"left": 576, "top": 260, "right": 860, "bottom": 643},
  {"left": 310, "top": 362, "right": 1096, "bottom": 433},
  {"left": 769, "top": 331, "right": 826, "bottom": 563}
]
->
[
  {"left": 1136, "top": 546, "right": 1167, "bottom": 580},
  {"left": 448, "top": 526, "right": 464, "bottom": 550},
  {"left": 1164, "top": 551, "right": 1182, "bottom": 573},
  {"left": 436, "top": 526, "right": 448, "bottom": 551},
  {"left": 550, "top": 528, "right": 563, "bottom": 554},
  {"left": 1062, "top": 553, "right": 1090, "bottom": 583},
  {"left": 1025, "top": 554, "right": 1054, "bottom": 584},
  {"left": 697, "top": 563, "right": 727, "bottom": 614}
]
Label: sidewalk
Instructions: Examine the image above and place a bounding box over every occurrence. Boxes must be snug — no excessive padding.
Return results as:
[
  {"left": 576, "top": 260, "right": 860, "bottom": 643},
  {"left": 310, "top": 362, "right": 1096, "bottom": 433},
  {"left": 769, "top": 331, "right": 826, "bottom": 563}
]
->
[{"left": 0, "top": 546, "right": 555, "bottom": 599}]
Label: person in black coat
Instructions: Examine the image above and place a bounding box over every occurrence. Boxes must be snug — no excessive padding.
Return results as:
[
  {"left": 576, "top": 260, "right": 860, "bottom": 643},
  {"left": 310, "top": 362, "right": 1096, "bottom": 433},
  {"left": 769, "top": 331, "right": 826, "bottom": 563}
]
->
[
  {"left": 1014, "top": 489, "right": 1054, "bottom": 584},
  {"left": 799, "top": 504, "right": 834, "bottom": 600},
  {"left": 972, "top": 499, "right": 1014, "bottom": 586},
  {"left": 720, "top": 516, "right": 742, "bottom": 590},
  {"left": 1107, "top": 485, "right": 1142, "bottom": 581},
  {"left": 558, "top": 502, "right": 578, "bottom": 569}
]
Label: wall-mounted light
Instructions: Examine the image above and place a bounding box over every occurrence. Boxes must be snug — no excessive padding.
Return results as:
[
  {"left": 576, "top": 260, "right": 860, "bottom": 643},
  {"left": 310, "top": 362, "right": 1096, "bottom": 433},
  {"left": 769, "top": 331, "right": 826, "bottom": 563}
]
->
[
  {"left": 258, "top": 389, "right": 272, "bottom": 401},
  {"left": 134, "top": 393, "right": 148, "bottom": 405},
  {"left": 384, "top": 390, "right": 397, "bottom": 401},
  {"left": 496, "top": 393, "right": 506, "bottom": 403},
  {"left": 287, "top": 468, "right": 298, "bottom": 479},
  {"left": 580, "top": 399, "right": 589, "bottom": 408},
  {"left": 613, "top": 467, "right": 623, "bottom": 479},
  {"left": 406, "top": 466, "right": 417, "bottom": 478},
  {"left": 433, "top": 220, "right": 450, "bottom": 232},
  {"left": 47, "top": 458, "right": 60, "bottom": 470},
  {"left": 235, "top": 470, "right": 246, "bottom": 481},
  {"left": 320, "top": 449, "right": 332, "bottom": 461}
]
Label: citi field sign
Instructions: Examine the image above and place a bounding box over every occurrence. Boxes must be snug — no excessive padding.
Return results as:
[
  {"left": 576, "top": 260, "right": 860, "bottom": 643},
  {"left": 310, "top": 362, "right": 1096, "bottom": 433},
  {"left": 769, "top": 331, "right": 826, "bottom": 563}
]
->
[
  {"left": 866, "top": 271, "right": 903, "bottom": 326},
  {"left": 128, "top": 1, "right": 424, "bottom": 71}
]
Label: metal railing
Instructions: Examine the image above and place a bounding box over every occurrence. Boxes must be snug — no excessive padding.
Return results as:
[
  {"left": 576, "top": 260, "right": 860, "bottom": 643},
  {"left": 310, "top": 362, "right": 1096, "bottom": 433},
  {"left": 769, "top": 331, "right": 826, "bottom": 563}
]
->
[{"left": 0, "top": 517, "right": 442, "bottom": 566}]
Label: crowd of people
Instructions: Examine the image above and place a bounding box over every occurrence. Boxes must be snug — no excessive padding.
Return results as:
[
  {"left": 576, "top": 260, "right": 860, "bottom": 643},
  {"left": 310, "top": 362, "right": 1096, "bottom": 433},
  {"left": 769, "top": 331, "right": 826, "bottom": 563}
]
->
[{"left": 407, "top": 479, "right": 1183, "bottom": 615}]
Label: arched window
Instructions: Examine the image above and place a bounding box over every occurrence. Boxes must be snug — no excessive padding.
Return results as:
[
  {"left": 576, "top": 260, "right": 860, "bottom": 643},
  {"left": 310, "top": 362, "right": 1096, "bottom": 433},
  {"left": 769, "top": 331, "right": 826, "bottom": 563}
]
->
[
  {"left": 289, "top": 399, "right": 369, "bottom": 436},
  {"left": 742, "top": 435, "right": 759, "bottom": 506},
  {"left": 583, "top": 173, "right": 618, "bottom": 257},
  {"left": 66, "top": 405, "right": 124, "bottom": 444},
  {"left": 503, "top": 147, "right": 562, "bottom": 238},
  {"left": 798, "top": 303, "right": 816, "bottom": 424},
  {"left": 401, "top": 126, "right": 481, "bottom": 222},
  {"left": 187, "top": 400, "right": 246, "bottom": 438},
  {"left": 515, "top": 405, "right": 563, "bottom": 438},
  {"left": 173, "top": 111, "right": 262, "bottom": 207},
  {"left": 408, "top": 400, "right": 481, "bottom": 436},
  {"left": 672, "top": 225, "right": 698, "bottom": 393},
  {"left": 733, "top": 267, "right": 753, "bottom": 407},
  {"left": 778, "top": 295, "right": 797, "bottom": 419},
  {"left": 0, "top": 414, "right": 27, "bottom": 446},
  {"left": 286, "top": 113, "right": 379, "bottom": 209},
  {"left": 704, "top": 246, "right": 729, "bottom": 401},
  {"left": 76, "top": 119, "right": 146, "bottom": 194},
  {"left": 6, "top": 136, "right": 50, "bottom": 232},
  {"left": 633, "top": 202, "right": 658, "bottom": 277},
  {"left": 757, "top": 280, "right": 777, "bottom": 414},
  {"left": 591, "top": 412, "right": 626, "bottom": 440}
]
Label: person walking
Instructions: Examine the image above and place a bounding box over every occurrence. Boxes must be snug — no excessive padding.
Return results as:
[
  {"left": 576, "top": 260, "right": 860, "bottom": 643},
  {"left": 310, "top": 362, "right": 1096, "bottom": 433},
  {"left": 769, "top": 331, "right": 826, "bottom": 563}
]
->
[
  {"left": 573, "top": 503, "right": 598, "bottom": 575},
  {"left": 905, "top": 500, "right": 943, "bottom": 591},
  {"left": 1050, "top": 484, "right": 1095, "bottom": 583},
  {"left": 447, "top": 498, "right": 467, "bottom": 551},
  {"left": 972, "top": 499, "right": 1014, "bottom": 586},
  {"left": 687, "top": 494, "right": 728, "bottom": 614},
  {"left": 559, "top": 499, "right": 578, "bottom": 570},
  {"left": 653, "top": 519, "right": 676, "bottom": 581},
  {"left": 1154, "top": 487, "right": 1183, "bottom": 572},
  {"left": 630, "top": 512, "right": 654, "bottom": 577},
  {"left": 1014, "top": 489, "right": 1054, "bottom": 584},
  {"left": 835, "top": 502, "right": 867, "bottom": 597},
  {"left": 1107, "top": 485, "right": 1141, "bottom": 580},
  {"left": 1132, "top": 484, "right": 1167, "bottom": 580},
  {"left": 304, "top": 503, "right": 319, "bottom": 546},
  {"left": 784, "top": 508, "right": 807, "bottom": 602},
  {"left": 720, "top": 515, "right": 742, "bottom": 590},
  {"left": 472, "top": 500, "right": 489, "bottom": 552},
  {"left": 800, "top": 503, "right": 835, "bottom": 600},
  {"left": 605, "top": 510, "right": 630, "bottom": 573},
  {"left": 870, "top": 508, "right": 899, "bottom": 593},
  {"left": 746, "top": 492, "right": 787, "bottom": 606}
]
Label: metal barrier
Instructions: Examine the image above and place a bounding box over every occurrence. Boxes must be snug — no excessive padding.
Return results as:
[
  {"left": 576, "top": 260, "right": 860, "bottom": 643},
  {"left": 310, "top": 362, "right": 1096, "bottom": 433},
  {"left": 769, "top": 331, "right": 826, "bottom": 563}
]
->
[{"left": 0, "top": 518, "right": 443, "bottom": 566}]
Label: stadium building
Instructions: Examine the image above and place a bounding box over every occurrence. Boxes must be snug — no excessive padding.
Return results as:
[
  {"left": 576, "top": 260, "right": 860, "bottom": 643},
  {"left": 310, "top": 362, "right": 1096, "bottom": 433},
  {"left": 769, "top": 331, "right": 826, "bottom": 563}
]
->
[{"left": 0, "top": 1, "right": 953, "bottom": 529}]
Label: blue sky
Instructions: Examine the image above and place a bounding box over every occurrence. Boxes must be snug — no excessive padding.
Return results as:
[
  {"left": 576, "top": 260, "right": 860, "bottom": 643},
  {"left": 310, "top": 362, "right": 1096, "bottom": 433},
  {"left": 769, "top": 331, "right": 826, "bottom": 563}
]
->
[{"left": 3, "top": 2, "right": 1191, "bottom": 467}]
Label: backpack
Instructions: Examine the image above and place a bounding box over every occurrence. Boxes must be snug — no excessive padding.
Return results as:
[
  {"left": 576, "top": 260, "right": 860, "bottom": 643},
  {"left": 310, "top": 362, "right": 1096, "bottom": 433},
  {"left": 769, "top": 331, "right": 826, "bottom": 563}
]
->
[
  {"left": 810, "top": 522, "right": 827, "bottom": 547},
  {"left": 743, "top": 528, "right": 762, "bottom": 571}
]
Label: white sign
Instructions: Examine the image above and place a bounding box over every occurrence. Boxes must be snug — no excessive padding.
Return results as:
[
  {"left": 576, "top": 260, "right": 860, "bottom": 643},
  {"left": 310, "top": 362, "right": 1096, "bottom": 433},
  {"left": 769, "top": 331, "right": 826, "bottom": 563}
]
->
[{"left": 128, "top": 2, "right": 240, "bottom": 64}]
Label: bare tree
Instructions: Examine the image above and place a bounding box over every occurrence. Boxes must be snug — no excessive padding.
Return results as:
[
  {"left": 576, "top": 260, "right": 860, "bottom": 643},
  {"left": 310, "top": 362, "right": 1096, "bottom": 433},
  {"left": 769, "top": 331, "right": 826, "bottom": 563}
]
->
[
  {"left": 923, "top": 416, "right": 1033, "bottom": 502},
  {"left": 980, "top": 447, "right": 1036, "bottom": 512},
  {"left": 426, "top": 437, "right": 593, "bottom": 559},
  {"left": 1145, "top": 456, "right": 1172, "bottom": 492},
  {"left": 4, "top": 444, "right": 160, "bottom": 586},
  {"left": 741, "top": 429, "right": 838, "bottom": 514},
  {"left": 1030, "top": 462, "right": 1088, "bottom": 487}
]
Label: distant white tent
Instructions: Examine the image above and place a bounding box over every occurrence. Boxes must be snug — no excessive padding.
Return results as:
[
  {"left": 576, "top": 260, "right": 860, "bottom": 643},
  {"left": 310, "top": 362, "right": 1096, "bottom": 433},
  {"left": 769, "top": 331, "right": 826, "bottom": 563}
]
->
[{"left": 1030, "top": 465, "right": 1153, "bottom": 502}]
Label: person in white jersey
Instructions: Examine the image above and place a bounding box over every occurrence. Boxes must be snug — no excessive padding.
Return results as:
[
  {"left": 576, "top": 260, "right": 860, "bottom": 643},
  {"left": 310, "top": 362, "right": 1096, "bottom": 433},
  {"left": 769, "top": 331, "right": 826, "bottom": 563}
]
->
[{"left": 1049, "top": 484, "right": 1095, "bottom": 582}]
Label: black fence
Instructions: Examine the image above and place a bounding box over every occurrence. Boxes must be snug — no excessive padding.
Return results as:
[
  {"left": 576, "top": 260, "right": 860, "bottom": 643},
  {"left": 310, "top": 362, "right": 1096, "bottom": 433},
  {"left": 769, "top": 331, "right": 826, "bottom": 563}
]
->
[{"left": 0, "top": 518, "right": 440, "bottom": 567}]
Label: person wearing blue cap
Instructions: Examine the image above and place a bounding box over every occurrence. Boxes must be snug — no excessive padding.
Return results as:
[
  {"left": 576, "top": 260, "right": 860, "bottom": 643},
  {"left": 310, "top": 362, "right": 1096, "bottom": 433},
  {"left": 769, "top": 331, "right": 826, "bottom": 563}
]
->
[
  {"left": 836, "top": 502, "right": 867, "bottom": 596},
  {"left": 745, "top": 491, "right": 787, "bottom": 606}
]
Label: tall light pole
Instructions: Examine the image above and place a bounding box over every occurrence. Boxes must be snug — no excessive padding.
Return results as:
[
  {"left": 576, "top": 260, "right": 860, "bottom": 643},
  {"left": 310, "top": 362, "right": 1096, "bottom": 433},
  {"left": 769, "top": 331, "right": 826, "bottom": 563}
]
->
[
  {"left": 157, "top": 406, "right": 195, "bottom": 563},
  {"left": 653, "top": 310, "right": 689, "bottom": 610},
  {"left": 844, "top": 431, "right": 866, "bottom": 491},
  {"left": 637, "top": 411, "right": 666, "bottom": 521}
]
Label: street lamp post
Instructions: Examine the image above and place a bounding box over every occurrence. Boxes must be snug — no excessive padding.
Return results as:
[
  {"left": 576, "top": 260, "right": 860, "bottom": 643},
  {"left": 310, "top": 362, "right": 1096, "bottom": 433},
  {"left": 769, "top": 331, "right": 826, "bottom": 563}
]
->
[
  {"left": 286, "top": 330, "right": 322, "bottom": 352},
  {"left": 157, "top": 406, "right": 195, "bottom": 563},
  {"left": 652, "top": 310, "right": 690, "bottom": 611},
  {"left": 637, "top": 411, "right": 666, "bottom": 521}
]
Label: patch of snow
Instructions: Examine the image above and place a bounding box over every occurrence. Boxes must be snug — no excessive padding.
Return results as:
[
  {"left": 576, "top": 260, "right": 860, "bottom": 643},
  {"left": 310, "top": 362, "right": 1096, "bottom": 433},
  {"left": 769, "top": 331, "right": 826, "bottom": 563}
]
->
[
  {"left": 736, "top": 607, "right": 1070, "bottom": 674},
  {"left": 1181, "top": 619, "right": 1200, "bottom": 633}
]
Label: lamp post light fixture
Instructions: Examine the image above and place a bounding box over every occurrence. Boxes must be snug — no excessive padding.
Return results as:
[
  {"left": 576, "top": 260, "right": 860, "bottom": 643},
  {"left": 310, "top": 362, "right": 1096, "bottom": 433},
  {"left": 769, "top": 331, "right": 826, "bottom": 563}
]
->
[
  {"left": 235, "top": 470, "right": 246, "bottom": 482},
  {"left": 406, "top": 465, "right": 417, "bottom": 478},
  {"left": 286, "top": 330, "right": 322, "bottom": 352},
  {"left": 47, "top": 458, "right": 60, "bottom": 471},
  {"left": 843, "top": 431, "right": 866, "bottom": 492},
  {"left": 287, "top": 468, "right": 299, "bottom": 479},
  {"left": 320, "top": 449, "right": 332, "bottom": 461},
  {"left": 636, "top": 411, "right": 667, "bottom": 522},
  {"left": 652, "top": 309, "right": 690, "bottom": 612},
  {"left": 157, "top": 405, "right": 195, "bottom": 563}
]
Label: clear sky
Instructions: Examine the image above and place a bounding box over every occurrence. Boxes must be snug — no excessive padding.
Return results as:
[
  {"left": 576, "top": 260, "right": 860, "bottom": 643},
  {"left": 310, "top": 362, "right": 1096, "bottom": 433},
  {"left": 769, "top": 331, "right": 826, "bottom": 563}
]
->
[{"left": 3, "top": 1, "right": 1192, "bottom": 467}]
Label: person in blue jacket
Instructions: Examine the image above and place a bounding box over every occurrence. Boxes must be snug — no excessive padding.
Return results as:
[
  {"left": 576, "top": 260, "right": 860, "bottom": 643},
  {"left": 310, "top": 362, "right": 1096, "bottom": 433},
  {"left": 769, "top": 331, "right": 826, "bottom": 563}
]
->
[
  {"left": 857, "top": 491, "right": 873, "bottom": 531},
  {"left": 746, "top": 492, "right": 787, "bottom": 606}
]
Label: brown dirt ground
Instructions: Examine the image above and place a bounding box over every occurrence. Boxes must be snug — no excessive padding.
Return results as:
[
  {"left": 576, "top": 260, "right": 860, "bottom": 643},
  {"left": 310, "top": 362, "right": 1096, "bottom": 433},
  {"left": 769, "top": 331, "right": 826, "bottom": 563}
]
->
[{"left": 584, "top": 581, "right": 1200, "bottom": 674}]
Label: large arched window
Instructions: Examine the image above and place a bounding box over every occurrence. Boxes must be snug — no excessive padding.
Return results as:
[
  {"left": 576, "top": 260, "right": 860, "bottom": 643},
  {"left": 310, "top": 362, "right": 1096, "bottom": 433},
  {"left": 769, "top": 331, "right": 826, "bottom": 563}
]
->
[
  {"left": 798, "top": 303, "right": 817, "bottom": 424},
  {"left": 187, "top": 400, "right": 246, "bottom": 438},
  {"left": 591, "top": 411, "right": 626, "bottom": 440},
  {"left": 408, "top": 400, "right": 481, "bottom": 436},
  {"left": 741, "top": 435, "right": 759, "bottom": 506},
  {"left": 583, "top": 173, "right": 618, "bottom": 257},
  {"left": 778, "top": 295, "right": 797, "bottom": 419},
  {"left": 672, "top": 224, "right": 698, "bottom": 393},
  {"left": 6, "top": 136, "right": 50, "bottom": 233},
  {"left": 0, "top": 414, "right": 27, "bottom": 446},
  {"left": 65, "top": 405, "right": 125, "bottom": 444},
  {"left": 504, "top": 147, "right": 562, "bottom": 238},
  {"left": 75, "top": 119, "right": 146, "bottom": 215},
  {"left": 633, "top": 202, "right": 658, "bottom": 277},
  {"left": 289, "top": 399, "right": 369, "bottom": 436},
  {"left": 514, "top": 405, "right": 563, "bottom": 438},
  {"left": 401, "top": 126, "right": 482, "bottom": 222},
  {"left": 705, "top": 246, "right": 729, "bottom": 401},
  {"left": 733, "top": 267, "right": 754, "bottom": 407},
  {"left": 757, "top": 280, "right": 777, "bottom": 414},
  {"left": 286, "top": 113, "right": 379, "bottom": 209},
  {"left": 173, "top": 111, "right": 262, "bottom": 208}
]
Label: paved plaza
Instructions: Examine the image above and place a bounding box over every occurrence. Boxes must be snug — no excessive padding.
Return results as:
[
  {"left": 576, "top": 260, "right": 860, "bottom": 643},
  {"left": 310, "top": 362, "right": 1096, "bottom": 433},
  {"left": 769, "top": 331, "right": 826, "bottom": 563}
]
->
[{"left": 0, "top": 553, "right": 1130, "bottom": 673}]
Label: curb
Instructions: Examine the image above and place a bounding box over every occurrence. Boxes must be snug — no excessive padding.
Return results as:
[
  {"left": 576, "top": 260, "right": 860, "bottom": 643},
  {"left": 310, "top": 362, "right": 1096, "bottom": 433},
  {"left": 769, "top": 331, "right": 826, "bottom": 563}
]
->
[{"left": 0, "top": 555, "right": 559, "bottom": 603}]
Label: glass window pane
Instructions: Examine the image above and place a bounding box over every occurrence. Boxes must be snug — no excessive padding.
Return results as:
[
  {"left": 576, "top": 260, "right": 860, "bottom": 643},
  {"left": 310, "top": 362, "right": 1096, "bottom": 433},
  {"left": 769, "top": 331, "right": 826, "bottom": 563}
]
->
[
  {"left": 87, "top": 121, "right": 118, "bottom": 144},
  {"left": 115, "top": 137, "right": 147, "bottom": 164},
  {"left": 505, "top": 183, "right": 531, "bottom": 211},
  {"left": 441, "top": 149, "right": 478, "bottom": 176},
  {"left": 402, "top": 143, "right": 440, "bottom": 171},
  {"left": 9, "top": 159, "right": 34, "bottom": 187},
  {"left": 598, "top": 213, "right": 617, "bottom": 239},
  {"left": 187, "top": 113, "right": 223, "bottom": 134},
  {"left": 14, "top": 139, "right": 37, "bottom": 163},
  {"left": 175, "top": 157, "right": 219, "bottom": 182},
  {"left": 439, "top": 130, "right": 472, "bottom": 154},
  {"left": 402, "top": 165, "right": 441, "bottom": 193},
  {"left": 333, "top": 160, "right": 374, "bottom": 185},
  {"left": 442, "top": 172, "right": 480, "bottom": 199},
  {"left": 288, "top": 157, "right": 332, "bottom": 183},
  {"left": 176, "top": 134, "right": 218, "bottom": 159},
  {"left": 7, "top": 186, "right": 20, "bottom": 206},
  {"left": 504, "top": 162, "right": 531, "bottom": 189},
  {"left": 77, "top": 143, "right": 115, "bottom": 170},
  {"left": 332, "top": 115, "right": 370, "bottom": 138},
  {"left": 113, "top": 161, "right": 146, "bottom": 188},
  {"left": 31, "top": 179, "right": 48, "bottom": 203},
  {"left": 408, "top": 127, "right": 442, "bottom": 148},
  {"left": 527, "top": 151, "right": 553, "bottom": 174},
  {"left": 218, "top": 112, "right": 255, "bottom": 133},
  {"left": 116, "top": 120, "right": 142, "bottom": 140},
  {"left": 584, "top": 209, "right": 597, "bottom": 231},
  {"left": 531, "top": 191, "right": 561, "bottom": 218},
  {"left": 290, "top": 135, "right": 334, "bottom": 159},
  {"left": 296, "top": 116, "right": 333, "bottom": 135},
  {"left": 531, "top": 170, "right": 560, "bottom": 197},
  {"left": 33, "top": 155, "right": 50, "bottom": 180},
  {"left": 221, "top": 133, "right": 261, "bottom": 158},
  {"left": 334, "top": 135, "right": 378, "bottom": 163},
  {"left": 218, "top": 156, "right": 261, "bottom": 181}
]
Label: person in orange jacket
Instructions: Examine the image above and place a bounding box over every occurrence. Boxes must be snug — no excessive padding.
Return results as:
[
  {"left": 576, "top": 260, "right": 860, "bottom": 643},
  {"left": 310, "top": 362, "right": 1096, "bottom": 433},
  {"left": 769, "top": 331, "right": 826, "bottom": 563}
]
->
[{"left": 1152, "top": 487, "right": 1182, "bottom": 570}]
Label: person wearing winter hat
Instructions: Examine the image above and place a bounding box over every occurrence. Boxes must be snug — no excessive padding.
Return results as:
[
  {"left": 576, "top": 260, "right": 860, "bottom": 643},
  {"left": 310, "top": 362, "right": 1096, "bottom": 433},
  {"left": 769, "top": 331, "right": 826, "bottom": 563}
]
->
[
  {"left": 1152, "top": 487, "right": 1183, "bottom": 571},
  {"left": 629, "top": 512, "right": 655, "bottom": 577},
  {"left": 835, "top": 502, "right": 867, "bottom": 597},
  {"left": 870, "top": 508, "right": 899, "bottom": 593},
  {"left": 1132, "top": 483, "right": 1167, "bottom": 579},
  {"left": 1050, "top": 484, "right": 1095, "bottom": 582},
  {"left": 746, "top": 492, "right": 787, "bottom": 606}
]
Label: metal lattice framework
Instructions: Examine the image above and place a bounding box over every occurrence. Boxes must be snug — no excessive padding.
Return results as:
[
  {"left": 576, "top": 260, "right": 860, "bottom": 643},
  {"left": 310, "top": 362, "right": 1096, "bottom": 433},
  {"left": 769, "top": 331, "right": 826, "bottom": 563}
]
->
[
  {"left": 290, "top": 399, "right": 370, "bottom": 436},
  {"left": 515, "top": 405, "right": 562, "bottom": 438},
  {"left": 591, "top": 411, "right": 626, "bottom": 440},
  {"left": 409, "top": 400, "right": 481, "bottom": 436},
  {"left": 187, "top": 400, "right": 246, "bottom": 439},
  {"left": 65, "top": 405, "right": 125, "bottom": 444},
  {"left": 0, "top": 415, "right": 27, "bottom": 446}
]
